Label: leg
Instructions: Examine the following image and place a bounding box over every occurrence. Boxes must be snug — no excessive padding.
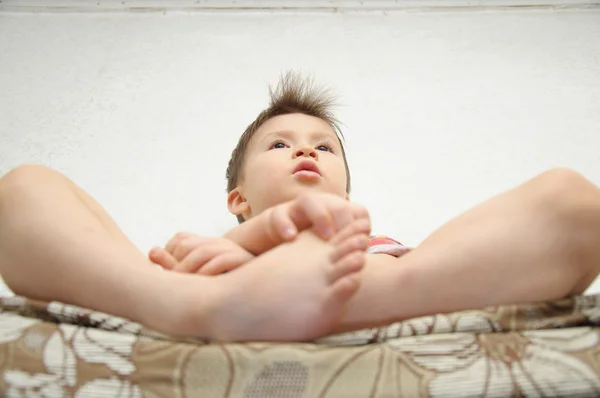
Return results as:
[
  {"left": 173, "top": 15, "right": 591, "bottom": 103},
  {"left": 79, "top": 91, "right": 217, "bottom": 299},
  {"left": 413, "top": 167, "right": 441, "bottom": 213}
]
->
[
  {"left": 0, "top": 165, "right": 369, "bottom": 341},
  {"left": 338, "top": 168, "right": 600, "bottom": 330},
  {"left": 0, "top": 164, "right": 160, "bottom": 319}
]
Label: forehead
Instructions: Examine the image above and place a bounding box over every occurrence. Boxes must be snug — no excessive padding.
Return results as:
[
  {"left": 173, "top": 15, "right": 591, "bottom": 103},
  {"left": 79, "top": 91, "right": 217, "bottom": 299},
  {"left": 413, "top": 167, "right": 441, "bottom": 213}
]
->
[{"left": 252, "top": 113, "right": 338, "bottom": 144}]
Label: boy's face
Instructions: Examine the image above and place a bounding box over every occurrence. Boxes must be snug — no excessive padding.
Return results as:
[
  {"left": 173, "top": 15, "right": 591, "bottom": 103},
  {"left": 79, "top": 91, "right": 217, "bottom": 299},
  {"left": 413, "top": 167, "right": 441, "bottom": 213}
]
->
[{"left": 228, "top": 113, "right": 349, "bottom": 219}]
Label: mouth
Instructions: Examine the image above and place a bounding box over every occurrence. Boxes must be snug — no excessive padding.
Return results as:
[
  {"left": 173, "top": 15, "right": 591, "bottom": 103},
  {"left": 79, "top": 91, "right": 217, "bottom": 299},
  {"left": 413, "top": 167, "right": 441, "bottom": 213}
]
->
[{"left": 293, "top": 160, "right": 321, "bottom": 178}]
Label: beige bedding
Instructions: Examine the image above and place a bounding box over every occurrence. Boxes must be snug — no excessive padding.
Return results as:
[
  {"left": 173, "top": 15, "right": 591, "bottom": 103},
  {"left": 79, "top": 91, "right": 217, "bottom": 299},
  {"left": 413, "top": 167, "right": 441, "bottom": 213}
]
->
[{"left": 0, "top": 294, "right": 599, "bottom": 397}]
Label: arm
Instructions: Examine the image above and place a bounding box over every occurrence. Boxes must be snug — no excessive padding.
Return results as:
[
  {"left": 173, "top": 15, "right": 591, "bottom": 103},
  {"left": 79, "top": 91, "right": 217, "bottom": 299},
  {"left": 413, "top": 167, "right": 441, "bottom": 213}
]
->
[
  {"left": 148, "top": 213, "right": 290, "bottom": 275},
  {"left": 151, "top": 193, "right": 371, "bottom": 274},
  {"left": 224, "top": 194, "right": 371, "bottom": 255},
  {"left": 223, "top": 205, "right": 298, "bottom": 255},
  {"left": 149, "top": 205, "right": 298, "bottom": 272}
]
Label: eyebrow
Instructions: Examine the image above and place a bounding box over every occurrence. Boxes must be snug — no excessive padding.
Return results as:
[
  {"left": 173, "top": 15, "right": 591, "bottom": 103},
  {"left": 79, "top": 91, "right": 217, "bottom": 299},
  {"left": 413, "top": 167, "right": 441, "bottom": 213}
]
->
[
  {"left": 261, "top": 131, "right": 293, "bottom": 143},
  {"left": 261, "top": 130, "right": 340, "bottom": 144}
]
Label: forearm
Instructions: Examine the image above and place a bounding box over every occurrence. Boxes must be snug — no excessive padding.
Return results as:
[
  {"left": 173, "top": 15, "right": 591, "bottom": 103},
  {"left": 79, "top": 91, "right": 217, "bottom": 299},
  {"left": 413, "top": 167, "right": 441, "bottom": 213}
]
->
[
  {"left": 224, "top": 194, "right": 367, "bottom": 256},
  {"left": 223, "top": 209, "right": 286, "bottom": 255}
]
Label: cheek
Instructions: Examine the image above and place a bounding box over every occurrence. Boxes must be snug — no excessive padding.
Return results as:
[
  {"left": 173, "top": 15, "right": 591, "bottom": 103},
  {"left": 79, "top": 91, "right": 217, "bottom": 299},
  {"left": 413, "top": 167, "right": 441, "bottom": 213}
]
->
[
  {"left": 245, "top": 158, "right": 283, "bottom": 189},
  {"left": 329, "top": 160, "right": 348, "bottom": 187}
]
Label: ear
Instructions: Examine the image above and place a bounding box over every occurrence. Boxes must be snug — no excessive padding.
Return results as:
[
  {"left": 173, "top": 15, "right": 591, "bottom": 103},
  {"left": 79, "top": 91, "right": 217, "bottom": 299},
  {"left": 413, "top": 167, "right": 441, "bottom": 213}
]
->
[{"left": 227, "top": 188, "right": 250, "bottom": 217}]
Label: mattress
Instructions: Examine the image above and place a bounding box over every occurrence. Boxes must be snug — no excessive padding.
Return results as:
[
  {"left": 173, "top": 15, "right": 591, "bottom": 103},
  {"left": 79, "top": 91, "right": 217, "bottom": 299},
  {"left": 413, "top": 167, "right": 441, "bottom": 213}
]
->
[{"left": 0, "top": 294, "right": 599, "bottom": 397}]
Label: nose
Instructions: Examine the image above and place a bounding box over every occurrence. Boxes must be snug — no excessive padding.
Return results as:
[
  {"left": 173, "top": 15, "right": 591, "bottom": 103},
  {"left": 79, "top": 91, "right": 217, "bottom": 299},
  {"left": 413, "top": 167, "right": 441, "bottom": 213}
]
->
[{"left": 293, "top": 145, "right": 318, "bottom": 159}]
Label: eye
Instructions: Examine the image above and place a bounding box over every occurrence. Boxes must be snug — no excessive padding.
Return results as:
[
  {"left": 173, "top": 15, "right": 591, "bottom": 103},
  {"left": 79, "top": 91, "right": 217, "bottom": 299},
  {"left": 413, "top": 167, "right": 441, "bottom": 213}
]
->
[
  {"left": 316, "top": 143, "right": 334, "bottom": 153},
  {"left": 269, "top": 141, "right": 287, "bottom": 150}
]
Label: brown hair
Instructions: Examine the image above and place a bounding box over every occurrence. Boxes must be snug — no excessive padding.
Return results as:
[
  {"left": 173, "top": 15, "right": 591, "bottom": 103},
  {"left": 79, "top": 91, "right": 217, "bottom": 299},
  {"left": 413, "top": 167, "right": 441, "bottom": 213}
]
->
[{"left": 226, "top": 71, "right": 351, "bottom": 223}]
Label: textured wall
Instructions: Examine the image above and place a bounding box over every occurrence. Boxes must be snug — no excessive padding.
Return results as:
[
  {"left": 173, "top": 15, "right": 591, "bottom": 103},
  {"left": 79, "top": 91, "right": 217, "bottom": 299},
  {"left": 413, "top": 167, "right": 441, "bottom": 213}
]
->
[{"left": 1, "top": 7, "right": 599, "bottom": 293}]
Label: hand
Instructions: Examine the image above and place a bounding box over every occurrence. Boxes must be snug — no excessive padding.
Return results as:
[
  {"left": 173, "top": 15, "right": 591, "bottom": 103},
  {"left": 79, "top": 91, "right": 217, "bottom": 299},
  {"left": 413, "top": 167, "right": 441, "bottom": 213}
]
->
[
  {"left": 149, "top": 233, "right": 255, "bottom": 275},
  {"left": 264, "top": 192, "right": 371, "bottom": 243}
]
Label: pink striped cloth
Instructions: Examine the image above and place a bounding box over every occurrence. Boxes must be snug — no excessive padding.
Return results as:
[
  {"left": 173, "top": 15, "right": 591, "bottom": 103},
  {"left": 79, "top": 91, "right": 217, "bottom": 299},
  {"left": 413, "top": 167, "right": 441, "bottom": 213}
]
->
[{"left": 367, "top": 235, "right": 411, "bottom": 257}]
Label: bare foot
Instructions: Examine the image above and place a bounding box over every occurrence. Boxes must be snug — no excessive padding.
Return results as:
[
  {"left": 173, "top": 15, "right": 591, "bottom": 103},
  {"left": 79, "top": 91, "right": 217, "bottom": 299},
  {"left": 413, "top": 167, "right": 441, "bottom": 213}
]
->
[{"left": 202, "top": 219, "right": 370, "bottom": 341}]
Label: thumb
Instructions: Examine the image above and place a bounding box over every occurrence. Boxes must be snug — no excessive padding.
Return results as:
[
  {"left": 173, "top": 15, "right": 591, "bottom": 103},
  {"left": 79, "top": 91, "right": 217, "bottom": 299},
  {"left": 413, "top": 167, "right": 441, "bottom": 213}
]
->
[{"left": 149, "top": 247, "right": 179, "bottom": 270}]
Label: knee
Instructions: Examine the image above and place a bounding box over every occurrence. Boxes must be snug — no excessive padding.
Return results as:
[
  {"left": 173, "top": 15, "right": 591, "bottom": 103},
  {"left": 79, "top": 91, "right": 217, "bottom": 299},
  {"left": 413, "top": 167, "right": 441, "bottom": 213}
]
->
[
  {"left": 0, "top": 164, "right": 59, "bottom": 198},
  {"left": 527, "top": 169, "right": 600, "bottom": 284},
  {"left": 526, "top": 168, "right": 600, "bottom": 260},
  {"left": 527, "top": 168, "right": 596, "bottom": 214}
]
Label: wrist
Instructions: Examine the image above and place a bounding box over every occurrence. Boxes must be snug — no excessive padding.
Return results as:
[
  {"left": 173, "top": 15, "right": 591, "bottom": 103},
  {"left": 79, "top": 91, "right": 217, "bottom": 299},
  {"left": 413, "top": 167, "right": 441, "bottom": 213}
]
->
[{"left": 223, "top": 209, "right": 274, "bottom": 255}]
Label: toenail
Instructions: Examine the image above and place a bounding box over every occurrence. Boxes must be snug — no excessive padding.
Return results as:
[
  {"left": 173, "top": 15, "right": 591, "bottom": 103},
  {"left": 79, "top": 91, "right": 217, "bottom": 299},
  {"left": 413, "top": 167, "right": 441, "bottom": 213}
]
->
[{"left": 353, "top": 252, "right": 364, "bottom": 262}]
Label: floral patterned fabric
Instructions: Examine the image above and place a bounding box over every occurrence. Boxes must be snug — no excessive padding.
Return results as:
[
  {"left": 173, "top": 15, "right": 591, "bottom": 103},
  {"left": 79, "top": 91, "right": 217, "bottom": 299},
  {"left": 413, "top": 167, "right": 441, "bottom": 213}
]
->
[{"left": 0, "top": 294, "right": 599, "bottom": 397}]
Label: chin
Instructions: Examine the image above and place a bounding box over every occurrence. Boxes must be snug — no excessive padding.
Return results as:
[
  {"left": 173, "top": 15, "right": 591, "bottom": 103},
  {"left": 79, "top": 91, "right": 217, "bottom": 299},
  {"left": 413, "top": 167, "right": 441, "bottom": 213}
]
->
[{"left": 288, "top": 185, "right": 339, "bottom": 199}]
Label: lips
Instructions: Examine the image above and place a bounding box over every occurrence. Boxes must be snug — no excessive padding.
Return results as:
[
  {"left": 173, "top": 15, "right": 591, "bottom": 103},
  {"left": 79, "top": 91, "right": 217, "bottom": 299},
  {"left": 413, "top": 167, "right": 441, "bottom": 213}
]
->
[{"left": 293, "top": 160, "right": 321, "bottom": 176}]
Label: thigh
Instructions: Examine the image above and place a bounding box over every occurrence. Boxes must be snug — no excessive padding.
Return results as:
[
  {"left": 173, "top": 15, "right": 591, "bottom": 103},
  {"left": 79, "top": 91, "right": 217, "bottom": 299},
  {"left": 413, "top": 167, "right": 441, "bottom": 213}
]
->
[
  {"left": 69, "top": 178, "right": 143, "bottom": 253},
  {"left": 2, "top": 164, "right": 145, "bottom": 257},
  {"left": 416, "top": 168, "right": 599, "bottom": 302}
]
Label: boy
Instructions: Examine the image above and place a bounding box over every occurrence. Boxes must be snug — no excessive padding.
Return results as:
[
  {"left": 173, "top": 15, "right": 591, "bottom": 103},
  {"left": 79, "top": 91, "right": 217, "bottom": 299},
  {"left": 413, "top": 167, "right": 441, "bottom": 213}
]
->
[
  {"left": 150, "top": 72, "right": 600, "bottom": 332},
  {"left": 1, "top": 73, "right": 599, "bottom": 342}
]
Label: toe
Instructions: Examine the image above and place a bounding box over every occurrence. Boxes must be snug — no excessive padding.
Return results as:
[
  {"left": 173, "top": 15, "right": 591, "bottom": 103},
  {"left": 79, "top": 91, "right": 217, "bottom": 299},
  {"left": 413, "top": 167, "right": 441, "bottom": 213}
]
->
[
  {"left": 327, "top": 274, "right": 361, "bottom": 305},
  {"left": 330, "top": 235, "right": 369, "bottom": 262},
  {"left": 328, "top": 251, "right": 366, "bottom": 282},
  {"left": 329, "top": 219, "right": 371, "bottom": 246}
]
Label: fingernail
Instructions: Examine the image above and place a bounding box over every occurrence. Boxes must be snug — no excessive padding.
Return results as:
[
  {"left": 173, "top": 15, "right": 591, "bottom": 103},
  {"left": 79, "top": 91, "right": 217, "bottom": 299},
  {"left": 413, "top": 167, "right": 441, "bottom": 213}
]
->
[
  {"left": 283, "top": 227, "right": 296, "bottom": 239},
  {"left": 322, "top": 226, "right": 334, "bottom": 238}
]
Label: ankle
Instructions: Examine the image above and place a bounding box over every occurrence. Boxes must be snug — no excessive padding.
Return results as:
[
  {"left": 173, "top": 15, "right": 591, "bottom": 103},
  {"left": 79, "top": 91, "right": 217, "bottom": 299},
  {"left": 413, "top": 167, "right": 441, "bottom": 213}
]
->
[{"left": 139, "top": 270, "right": 222, "bottom": 338}]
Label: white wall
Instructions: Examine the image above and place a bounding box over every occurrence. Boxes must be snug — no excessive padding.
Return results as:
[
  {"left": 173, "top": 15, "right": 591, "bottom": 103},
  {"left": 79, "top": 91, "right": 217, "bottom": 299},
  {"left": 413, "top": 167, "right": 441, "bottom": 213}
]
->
[{"left": 1, "top": 4, "right": 600, "bottom": 293}]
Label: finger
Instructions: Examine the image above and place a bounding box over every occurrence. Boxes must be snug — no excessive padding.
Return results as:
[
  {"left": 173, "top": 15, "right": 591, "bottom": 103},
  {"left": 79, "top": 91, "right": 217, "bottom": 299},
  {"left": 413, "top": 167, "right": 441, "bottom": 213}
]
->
[
  {"left": 293, "top": 195, "right": 335, "bottom": 239},
  {"left": 270, "top": 205, "right": 298, "bottom": 241},
  {"left": 197, "top": 252, "right": 253, "bottom": 276},
  {"left": 172, "top": 236, "right": 207, "bottom": 262},
  {"left": 175, "top": 245, "right": 220, "bottom": 274},
  {"left": 149, "top": 247, "right": 179, "bottom": 270},
  {"left": 164, "top": 232, "right": 195, "bottom": 254},
  {"left": 331, "top": 205, "right": 353, "bottom": 232}
]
